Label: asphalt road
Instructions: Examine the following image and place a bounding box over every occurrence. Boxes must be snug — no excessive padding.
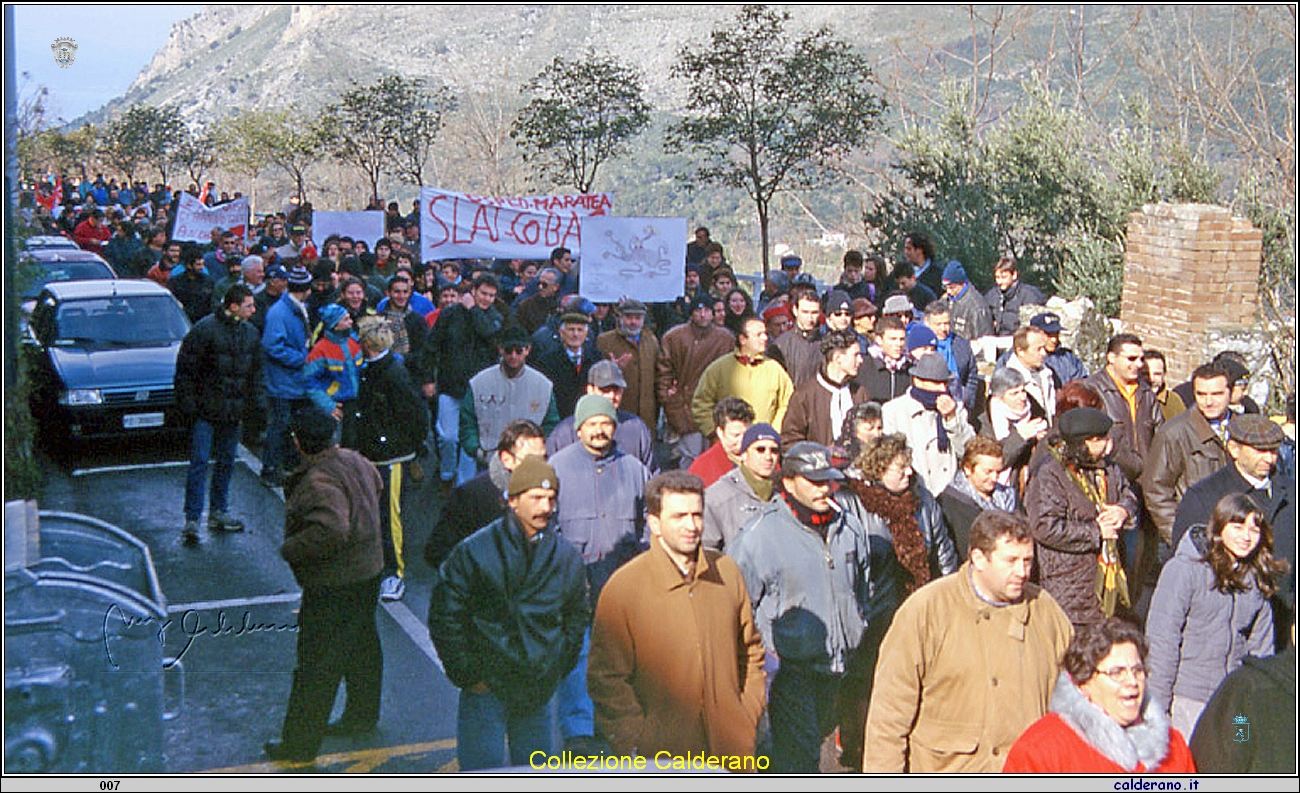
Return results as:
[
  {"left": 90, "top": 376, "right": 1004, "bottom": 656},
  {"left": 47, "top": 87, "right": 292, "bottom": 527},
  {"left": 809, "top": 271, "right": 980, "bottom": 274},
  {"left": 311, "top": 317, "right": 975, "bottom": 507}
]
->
[{"left": 30, "top": 431, "right": 475, "bottom": 774}]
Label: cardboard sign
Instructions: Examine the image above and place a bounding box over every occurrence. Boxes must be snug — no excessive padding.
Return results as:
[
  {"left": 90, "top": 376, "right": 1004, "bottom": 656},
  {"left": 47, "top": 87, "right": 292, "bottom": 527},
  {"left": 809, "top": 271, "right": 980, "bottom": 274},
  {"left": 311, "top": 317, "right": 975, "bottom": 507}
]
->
[
  {"left": 311, "top": 211, "right": 387, "bottom": 252},
  {"left": 578, "top": 216, "right": 687, "bottom": 303},
  {"left": 172, "top": 193, "right": 249, "bottom": 242}
]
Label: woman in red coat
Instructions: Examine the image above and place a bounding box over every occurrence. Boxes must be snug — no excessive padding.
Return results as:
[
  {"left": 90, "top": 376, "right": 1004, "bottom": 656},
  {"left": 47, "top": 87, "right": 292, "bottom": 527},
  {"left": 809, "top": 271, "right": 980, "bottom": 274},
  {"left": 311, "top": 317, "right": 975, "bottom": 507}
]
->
[{"left": 1005, "top": 618, "right": 1196, "bottom": 774}]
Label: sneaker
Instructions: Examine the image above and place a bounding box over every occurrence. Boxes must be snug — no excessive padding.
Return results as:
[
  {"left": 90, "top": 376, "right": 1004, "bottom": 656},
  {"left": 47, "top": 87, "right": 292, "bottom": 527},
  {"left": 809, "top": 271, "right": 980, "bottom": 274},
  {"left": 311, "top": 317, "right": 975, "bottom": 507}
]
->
[
  {"left": 182, "top": 520, "right": 200, "bottom": 547},
  {"left": 207, "top": 511, "right": 246, "bottom": 533},
  {"left": 379, "top": 575, "right": 405, "bottom": 602}
]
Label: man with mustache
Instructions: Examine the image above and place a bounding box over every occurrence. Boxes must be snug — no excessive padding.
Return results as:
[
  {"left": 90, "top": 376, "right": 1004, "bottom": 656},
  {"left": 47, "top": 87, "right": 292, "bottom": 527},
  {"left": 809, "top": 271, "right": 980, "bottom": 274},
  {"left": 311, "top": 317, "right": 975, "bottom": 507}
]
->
[{"left": 549, "top": 393, "right": 651, "bottom": 754}]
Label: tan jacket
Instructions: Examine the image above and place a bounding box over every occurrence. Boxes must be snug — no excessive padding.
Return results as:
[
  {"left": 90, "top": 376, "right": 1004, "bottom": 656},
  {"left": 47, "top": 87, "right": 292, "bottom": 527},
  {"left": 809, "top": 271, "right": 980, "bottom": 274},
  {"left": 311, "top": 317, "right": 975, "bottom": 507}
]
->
[
  {"left": 588, "top": 540, "right": 767, "bottom": 758},
  {"left": 655, "top": 322, "right": 735, "bottom": 435},
  {"left": 865, "top": 563, "right": 1073, "bottom": 773},
  {"left": 597, "top": 328, "right": 660, "bottom": 431}
]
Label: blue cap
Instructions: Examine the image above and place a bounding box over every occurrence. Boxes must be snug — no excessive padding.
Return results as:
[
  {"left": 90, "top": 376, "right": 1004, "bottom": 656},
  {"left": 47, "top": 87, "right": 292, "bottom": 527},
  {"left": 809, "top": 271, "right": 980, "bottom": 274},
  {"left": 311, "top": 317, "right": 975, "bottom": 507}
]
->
[
  {"left": 906, "top": 324, "right": 938, "bottom": 352},
  {"left": 740, "top": 423, "right": 781, "bottom": 454},
  {"left": 941, "top": 260, "right": 968, "bottom": 285}
]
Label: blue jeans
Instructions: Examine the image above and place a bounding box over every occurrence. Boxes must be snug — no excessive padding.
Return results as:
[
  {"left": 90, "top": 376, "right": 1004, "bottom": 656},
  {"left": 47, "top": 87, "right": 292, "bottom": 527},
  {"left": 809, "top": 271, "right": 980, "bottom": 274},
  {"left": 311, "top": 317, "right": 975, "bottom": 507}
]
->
[
  {"left": 457, "top": 688, "right": 553, "bottom": 771},
  {"left": 555, "top": 629, "right": 594, "bottom": 740},
  {"left": 768, "top": 664, "right": 841, "bottom": 773},
  {"left": 262, "top": 396, "right": 306, "bottom": 476},
  {"left": 184, "top": 418, "right": 240, "bottom": 521},
  {"left": 436, "top": 392, "right": 476, "bottom": 485}
]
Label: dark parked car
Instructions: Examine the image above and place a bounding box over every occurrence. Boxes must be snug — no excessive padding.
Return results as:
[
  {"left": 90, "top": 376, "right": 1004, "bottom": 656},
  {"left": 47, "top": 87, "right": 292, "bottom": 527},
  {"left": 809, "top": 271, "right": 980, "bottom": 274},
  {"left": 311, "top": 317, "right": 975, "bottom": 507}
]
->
[
  {"left": 24, "top": 280, "right": 191, "bottom": 446},
  {"left": 18, "top": 249, "right": 118, "bottom": 322}
]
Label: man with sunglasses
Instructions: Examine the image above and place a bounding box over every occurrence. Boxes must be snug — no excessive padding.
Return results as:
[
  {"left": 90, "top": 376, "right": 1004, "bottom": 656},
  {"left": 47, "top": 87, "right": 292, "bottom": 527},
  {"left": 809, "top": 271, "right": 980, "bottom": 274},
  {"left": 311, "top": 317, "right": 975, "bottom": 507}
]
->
[
  {"left": 460, "top": 326, "right": 559, "bottom": 476},
  {"left": 1086, "top": 333, "right": 1164, "bottom": 484},
  {"left": 702, "top": 424, "right": 782, "bottom": 552}
]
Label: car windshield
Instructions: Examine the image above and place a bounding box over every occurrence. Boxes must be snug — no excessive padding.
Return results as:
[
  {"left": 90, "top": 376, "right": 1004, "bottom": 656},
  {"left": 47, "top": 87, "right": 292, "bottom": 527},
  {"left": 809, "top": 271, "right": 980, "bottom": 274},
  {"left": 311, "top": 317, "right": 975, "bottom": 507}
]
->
[
  {"left": 22, "top": 262, "right": 115, "bottom": 298},
  {"left": 53, "top": 296, "right": 190, "bottom": 346}
]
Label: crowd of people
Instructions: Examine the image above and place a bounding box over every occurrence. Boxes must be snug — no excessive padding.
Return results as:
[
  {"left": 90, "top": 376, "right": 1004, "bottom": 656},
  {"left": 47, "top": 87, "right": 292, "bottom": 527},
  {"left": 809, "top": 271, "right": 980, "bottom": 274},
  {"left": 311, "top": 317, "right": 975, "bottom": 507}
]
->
[{"left": 37, "top": 177, "right": 1296, "bottom": 774}]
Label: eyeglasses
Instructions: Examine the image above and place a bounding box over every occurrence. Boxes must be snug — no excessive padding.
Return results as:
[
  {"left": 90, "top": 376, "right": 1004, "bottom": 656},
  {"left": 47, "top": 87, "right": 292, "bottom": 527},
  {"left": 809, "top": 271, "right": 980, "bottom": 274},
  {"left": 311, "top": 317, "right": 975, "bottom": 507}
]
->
[
  {"left": 831, "top": 310, "right": 852, "bottom": 317},
  {"left": 750, "top": 445, "right": 780, "bottom": 455},
  {"left": 1095, "top": 664, "right": 1146, "bottom": 683}
]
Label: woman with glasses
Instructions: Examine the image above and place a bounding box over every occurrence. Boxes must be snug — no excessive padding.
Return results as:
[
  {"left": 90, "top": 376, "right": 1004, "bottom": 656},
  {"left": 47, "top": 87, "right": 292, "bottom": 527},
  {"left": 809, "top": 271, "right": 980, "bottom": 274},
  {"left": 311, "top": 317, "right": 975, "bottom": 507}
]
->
[
  {"left": 1004, "top": 618, "right": 1197, "bottom": 773},
  {"left": 1145, "top": 493, "right": 1284, "bottom": 738}
]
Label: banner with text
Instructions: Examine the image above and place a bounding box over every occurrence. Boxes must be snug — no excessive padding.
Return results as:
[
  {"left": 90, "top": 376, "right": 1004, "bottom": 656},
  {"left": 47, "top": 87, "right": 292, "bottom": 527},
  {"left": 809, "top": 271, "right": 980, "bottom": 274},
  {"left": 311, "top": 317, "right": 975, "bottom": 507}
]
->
[
  {"left": 578, "top": 216, "right": 686, "bottom": 303},
  {"left": 172, "top": 193, "right": 250, "bottom": 243},
  {"left": 311, "top": 211, "right": 387, "bottom": 252},
  {"left": 420, "top": 187, "right": 612, "bottom": 261}
]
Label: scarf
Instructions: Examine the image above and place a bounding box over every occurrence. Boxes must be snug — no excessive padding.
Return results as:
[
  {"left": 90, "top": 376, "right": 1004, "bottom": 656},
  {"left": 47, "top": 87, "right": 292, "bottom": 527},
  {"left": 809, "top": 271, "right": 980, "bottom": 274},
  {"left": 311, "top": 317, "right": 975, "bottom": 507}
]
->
[
  {"left": 879, "top": 351, "right": 909, "bottom": 373},
  {"left": 909, "top": 386, "right": 950, "bottom": 453},
  {"left": 734, "top": 352, "right": 764, "bottom": 366},
  {"left": 988, "top": 395, "right": 1031, "bottom": 441},
  {"left": 819, "top": 371, "right": 854, "bottom": 437},
  {"left": 779, "top": 481, "right": 834, "bottom": 537},
  {"left": 949, "top": 469, "right": 1018, "bottom": 513},
  {"left": 740, "top": 464, "right": 774, "bottom": 502},
  {"left": 851, "top": 479, "right": 930, "bottom": 595},
  {"left": 935, "top": 334, "right": 958, "bottom": 377}
]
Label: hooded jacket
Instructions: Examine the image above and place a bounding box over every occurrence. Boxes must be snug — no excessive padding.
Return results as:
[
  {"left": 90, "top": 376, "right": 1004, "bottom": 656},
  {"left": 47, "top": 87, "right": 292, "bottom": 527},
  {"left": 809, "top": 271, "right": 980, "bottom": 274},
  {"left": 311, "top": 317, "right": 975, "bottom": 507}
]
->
[{"left": 1145, "top": 526, "right": 1274, "bottom": 711}]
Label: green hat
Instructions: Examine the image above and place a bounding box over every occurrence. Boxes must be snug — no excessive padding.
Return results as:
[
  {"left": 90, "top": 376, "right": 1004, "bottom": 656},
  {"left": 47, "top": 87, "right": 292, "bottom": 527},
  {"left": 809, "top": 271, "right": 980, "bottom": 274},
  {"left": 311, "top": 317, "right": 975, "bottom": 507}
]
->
[
  {"left": 508, "top": 455, "right": 559, "bottom": 497},
  {"left": 574, "top": 393, "right": 617, "bottom": 430}
]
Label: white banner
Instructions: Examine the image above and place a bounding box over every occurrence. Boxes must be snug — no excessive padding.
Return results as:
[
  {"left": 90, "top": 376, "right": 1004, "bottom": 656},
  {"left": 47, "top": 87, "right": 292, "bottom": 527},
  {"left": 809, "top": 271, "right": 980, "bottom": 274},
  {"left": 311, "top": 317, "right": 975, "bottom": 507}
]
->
[
  {"left": 420, "top": 187, "right": 612, "bottom": 261},
  {"left": 172, "top": 193, "right": 250, "bottom": 243},
  {"left": 311, "top": 211, "right": 386, "bottom": 252},
  {"left": 578, "top": 216, "right": 687, "bottom": 303}
]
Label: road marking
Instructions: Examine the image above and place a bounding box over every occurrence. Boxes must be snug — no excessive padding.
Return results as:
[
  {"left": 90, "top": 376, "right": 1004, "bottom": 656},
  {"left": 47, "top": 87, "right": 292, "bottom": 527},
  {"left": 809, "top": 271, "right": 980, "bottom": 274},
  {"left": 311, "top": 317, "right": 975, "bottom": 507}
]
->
[
  {"left": 167, "top": 592, "right": 301, "bottom": 615},
  {"left": 236, "top": 442, "right": 443, "bottom": 673},
  {"left": 71, "top": 460, "right": 189, "bottom": 477},
  {"left": 202, "top": 738, "right": 457, "bottom": 774},
  {"left": 383, "top": 599, "right": 444, "bottom": 673}
]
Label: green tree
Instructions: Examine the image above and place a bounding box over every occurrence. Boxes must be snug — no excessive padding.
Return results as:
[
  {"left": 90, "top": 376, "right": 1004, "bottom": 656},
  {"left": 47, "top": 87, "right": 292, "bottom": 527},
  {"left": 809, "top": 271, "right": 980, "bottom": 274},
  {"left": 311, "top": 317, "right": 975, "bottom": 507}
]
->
[
  {"left": 512, "top": 51, "right": 651, "bottom": 193},
  {"left": 321, "top": 75, "right": 455, "bottom": 204},
  {"left": 666, "top": 5, "right": 886, "bottom": 277},
  {"left": 215, "top": 108, "right": 328, "bottom": 203},
  {"left": 174, "top": 123, "right": 219, "bottom": 189},
  {"left": 103, "top": 105, "right": 187, "bottom": 184},
  {"left": 864, "top": 79, "right": 1220, "bottom": 316}
]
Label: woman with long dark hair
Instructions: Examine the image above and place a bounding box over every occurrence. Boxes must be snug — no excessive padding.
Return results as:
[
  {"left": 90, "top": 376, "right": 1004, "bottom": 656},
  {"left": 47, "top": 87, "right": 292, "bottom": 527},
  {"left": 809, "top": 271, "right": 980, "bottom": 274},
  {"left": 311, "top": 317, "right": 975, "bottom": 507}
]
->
[
  {"left": 722, "top": 287, "right": 755, "bottom": 337},
  {"left": 1146, "top": 493, "right": 1285, "bottom": 738}
]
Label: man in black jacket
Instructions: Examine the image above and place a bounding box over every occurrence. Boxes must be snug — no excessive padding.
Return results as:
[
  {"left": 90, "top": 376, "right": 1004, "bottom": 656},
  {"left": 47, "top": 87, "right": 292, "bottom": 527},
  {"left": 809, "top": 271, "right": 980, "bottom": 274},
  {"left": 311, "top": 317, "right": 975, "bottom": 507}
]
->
[
  {"left": 174, "top": 284, "right": 262, "bottom": 546},
  {"left": 428, "top": 456, "right": 588, "bottom": 771},
  {"left": 353, "top": 317, "right": 429, "bottom": 602},
  {"left": 423, "top": 419, "right": 546, "bottom": 571}
]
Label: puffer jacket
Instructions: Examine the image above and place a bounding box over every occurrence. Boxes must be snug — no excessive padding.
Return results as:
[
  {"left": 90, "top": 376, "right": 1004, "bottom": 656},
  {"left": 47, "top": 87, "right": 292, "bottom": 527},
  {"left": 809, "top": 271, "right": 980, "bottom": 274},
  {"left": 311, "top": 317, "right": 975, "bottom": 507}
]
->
[
  {"left": 427, "top": 512, "right": 589, "bottom": 716},
  {"left": 174, "top": 308, "right": 262, "bottom": 424},
  {"left": 1025, "top": 449, "right": 1139, "bottom": 625},
  {"left": 834, "top": 483, "right": 958, "bottom": 626},
  {"left": 726, "top": 496, "right": 870, "bottom": 675},
  {"left": 261, "top": 293, "right": 311, "bottom": 399},
  {"left": 1146, "top": 526, "right": 1274, "bottom": 711},
  {"left": 281, "top": 446, "right": 384, "bottom": 589}
]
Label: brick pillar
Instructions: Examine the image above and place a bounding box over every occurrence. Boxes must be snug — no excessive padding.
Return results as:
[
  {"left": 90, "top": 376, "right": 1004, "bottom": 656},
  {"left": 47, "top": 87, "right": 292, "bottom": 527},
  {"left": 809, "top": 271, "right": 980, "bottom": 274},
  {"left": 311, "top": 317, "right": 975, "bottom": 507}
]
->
[{"left": 1121, "top": 204, "right": 1262, "bottom": 384}]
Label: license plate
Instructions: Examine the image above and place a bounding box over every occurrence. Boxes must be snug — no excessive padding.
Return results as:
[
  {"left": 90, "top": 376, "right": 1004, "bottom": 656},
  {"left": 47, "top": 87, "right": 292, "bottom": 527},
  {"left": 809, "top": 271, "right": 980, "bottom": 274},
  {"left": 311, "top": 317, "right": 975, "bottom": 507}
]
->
[{"left": 123, "top": 412, "right": 165, "bottom": 429}]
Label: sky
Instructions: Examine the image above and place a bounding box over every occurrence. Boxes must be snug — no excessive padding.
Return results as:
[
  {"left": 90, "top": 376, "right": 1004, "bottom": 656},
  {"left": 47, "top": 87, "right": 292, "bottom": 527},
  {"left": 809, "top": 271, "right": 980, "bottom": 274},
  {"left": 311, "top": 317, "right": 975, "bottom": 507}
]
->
[{"left": 12, "top": 4, "right": 204, "bottom": 124}]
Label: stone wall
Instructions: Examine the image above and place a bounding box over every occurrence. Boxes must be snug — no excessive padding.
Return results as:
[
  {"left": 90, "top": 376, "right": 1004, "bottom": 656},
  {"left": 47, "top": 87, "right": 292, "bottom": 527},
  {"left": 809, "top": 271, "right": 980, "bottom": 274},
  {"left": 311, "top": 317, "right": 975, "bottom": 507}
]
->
[{"left": 1122, "top": 204, "right": 1263, "bottom": 384}]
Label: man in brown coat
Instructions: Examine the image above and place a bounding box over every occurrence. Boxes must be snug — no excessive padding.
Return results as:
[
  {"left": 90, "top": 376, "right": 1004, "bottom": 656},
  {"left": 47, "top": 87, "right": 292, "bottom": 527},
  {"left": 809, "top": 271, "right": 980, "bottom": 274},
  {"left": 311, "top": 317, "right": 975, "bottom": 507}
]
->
[
  {"left": 597, "top": 298, "right": 659, "bottom": 431},
  {"left": 1142, "top": 361, "right": 1233, "bottom": 549},
  {"left": 588, "top": 471, "right": 766, "bottom": 761},
  {"left": 266, "top": 407, "right": 384, "bottom": 764},
  {"left": 655, "top": 295, "right": 735, "bottom": 467},
  {"left": 780, "top": 329, "right": 863, "bottom": 449}
]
